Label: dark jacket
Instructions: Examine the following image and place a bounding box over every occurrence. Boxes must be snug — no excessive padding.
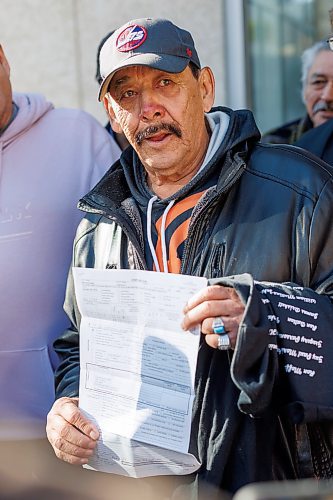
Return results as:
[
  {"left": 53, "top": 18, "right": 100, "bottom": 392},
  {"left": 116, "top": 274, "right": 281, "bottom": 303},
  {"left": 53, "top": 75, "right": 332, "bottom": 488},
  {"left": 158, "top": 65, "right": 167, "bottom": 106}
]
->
[
  {"left": 261, "top": 115, "right": 313, "bottom": 144},
  {"left": 54, "top": 107, "right": 333, "bottom": 494},
  {"left": 295, "top": 118, "right": 333, "bottom": 165}
]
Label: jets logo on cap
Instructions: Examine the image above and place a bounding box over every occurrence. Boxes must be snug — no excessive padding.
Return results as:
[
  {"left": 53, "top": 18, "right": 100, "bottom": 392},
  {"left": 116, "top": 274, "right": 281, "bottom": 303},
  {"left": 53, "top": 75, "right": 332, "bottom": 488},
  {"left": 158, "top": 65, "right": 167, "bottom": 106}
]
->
[{"left": 116, "top": 25, "right": 147, "bottom": 52}]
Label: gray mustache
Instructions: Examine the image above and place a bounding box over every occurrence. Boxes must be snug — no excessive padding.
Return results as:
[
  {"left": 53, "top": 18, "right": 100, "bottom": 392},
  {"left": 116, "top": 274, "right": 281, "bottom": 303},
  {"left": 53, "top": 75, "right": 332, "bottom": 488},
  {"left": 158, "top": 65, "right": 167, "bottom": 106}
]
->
[
  {"left": 312, "top": 101, "right": 333, "bottom": 115},
  {"left": 135, "top": 123, "right": 182, "bottom": 145}
]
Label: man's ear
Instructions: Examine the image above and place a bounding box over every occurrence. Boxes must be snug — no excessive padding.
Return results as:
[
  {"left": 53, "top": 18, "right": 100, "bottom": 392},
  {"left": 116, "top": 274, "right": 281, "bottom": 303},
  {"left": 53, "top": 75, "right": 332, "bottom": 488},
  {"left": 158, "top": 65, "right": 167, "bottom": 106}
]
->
[
  {"left": 0, "top": 45, "right": 10, "bottom": 76},
  {"left": 103, "top": 95, "right": 123, "bottom": 134},
  {"left": 199, "top": 67, "right": 215, "bottom": 113}
]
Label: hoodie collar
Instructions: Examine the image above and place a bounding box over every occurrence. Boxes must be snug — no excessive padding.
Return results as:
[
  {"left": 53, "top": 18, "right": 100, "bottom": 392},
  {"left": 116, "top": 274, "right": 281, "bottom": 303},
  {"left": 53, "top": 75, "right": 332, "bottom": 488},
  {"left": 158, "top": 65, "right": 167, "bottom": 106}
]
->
[
  {"left": 121, "top": 106, "right": 260, "bottom": 207},
  {"left": 0, "top": 93, "right": 53, "bottom": 145},
  {"left": 0, "top": 102, "right": 19, "bottom": 136}
]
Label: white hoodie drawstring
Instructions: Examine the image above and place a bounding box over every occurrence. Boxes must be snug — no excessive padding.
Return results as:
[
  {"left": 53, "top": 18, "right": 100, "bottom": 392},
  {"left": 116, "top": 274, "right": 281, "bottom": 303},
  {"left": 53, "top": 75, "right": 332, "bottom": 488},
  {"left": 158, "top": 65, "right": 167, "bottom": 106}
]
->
[
  {"left": 147, "top": 196, "right": 175, "bottom": 273},
  {"left": 160, "top": 199, "right": 175, "bottom": 272},
  {"left": 147, "top": 196, "right": 159, "bottom": 271}
]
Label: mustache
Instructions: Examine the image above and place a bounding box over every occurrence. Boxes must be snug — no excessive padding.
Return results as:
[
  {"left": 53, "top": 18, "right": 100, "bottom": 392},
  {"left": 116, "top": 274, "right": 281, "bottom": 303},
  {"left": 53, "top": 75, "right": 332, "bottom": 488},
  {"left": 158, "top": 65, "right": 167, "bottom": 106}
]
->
[
  {"left": 135, "top": 123, "right": 182, "bottom": 145},
  {"left": 312, "top": 100, "right": 333, "bottom": 115}
]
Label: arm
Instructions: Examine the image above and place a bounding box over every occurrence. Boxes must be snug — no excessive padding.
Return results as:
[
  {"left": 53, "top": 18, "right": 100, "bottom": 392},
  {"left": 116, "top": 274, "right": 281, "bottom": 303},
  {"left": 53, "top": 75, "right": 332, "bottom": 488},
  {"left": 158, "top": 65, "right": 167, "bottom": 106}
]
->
[
  {"left": 182, "top": 178, "right": 333, "bottom": 420},
  {"left": 54, "top": 265, "right": 81, "bottom": 399},
  {"left": 47, "top": 219, "right": 98, "bottom": 463}
]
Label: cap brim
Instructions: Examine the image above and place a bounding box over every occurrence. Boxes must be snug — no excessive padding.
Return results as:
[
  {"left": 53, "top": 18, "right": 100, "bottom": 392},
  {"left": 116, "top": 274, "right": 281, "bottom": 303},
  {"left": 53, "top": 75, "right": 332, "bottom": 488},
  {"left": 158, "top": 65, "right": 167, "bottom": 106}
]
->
[{"left": 98, "top": 53, "right": 190, "bottom": 101}]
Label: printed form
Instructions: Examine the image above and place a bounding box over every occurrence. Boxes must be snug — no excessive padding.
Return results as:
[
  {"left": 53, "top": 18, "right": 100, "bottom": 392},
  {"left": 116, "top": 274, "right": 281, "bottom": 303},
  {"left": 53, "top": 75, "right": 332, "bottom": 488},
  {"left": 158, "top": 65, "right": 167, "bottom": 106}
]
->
[{"left": 73, "top": 268, "right": 207, "bottom": 478}]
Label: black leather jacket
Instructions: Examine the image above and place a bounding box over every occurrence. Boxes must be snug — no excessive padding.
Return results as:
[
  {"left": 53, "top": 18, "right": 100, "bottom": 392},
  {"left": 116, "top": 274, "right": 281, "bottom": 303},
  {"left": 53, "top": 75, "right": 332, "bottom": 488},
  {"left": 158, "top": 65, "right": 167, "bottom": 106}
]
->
[{"left": 54, "top": 108, "right": 333, "bottom": 493}]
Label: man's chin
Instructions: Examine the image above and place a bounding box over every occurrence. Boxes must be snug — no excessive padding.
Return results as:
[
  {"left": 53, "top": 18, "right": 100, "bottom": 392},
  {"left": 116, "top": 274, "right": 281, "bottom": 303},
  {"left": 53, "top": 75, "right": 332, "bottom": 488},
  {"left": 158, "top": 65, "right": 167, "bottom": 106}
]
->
[{"left": 313, "top": 112, "right": 333, "bottom": 127}]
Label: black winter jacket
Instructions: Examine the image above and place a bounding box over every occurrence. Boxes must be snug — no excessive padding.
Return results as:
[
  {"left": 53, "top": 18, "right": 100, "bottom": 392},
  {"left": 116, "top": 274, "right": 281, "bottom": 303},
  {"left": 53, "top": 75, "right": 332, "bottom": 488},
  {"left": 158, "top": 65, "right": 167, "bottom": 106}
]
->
[
  {"left": 261, "top": 114, "right": 313, "bottom": 145},
  {"left": 295, "top": 118, "right": 333, "bottom": 165},
  {"left": 54, "top": 108, "right": 333, "bottom": 494}
]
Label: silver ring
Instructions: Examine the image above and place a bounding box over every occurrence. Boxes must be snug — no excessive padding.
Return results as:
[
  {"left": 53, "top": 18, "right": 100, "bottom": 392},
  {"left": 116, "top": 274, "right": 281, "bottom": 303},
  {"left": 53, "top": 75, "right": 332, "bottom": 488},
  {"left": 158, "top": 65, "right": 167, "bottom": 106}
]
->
[
  {"left": 212, "top": 316, "right": 225, "bottom": 335},
  {"left": 217, "top": 334, "right": 230, "bottom": 350}
]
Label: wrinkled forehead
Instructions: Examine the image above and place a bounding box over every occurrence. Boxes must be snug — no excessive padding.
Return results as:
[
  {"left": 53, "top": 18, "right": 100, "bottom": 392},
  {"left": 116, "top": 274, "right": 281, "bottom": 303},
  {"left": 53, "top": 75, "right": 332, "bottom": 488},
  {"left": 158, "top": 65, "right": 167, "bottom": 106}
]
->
[{"left": 308, "top": 51, "right": 333, "bottom": 78}]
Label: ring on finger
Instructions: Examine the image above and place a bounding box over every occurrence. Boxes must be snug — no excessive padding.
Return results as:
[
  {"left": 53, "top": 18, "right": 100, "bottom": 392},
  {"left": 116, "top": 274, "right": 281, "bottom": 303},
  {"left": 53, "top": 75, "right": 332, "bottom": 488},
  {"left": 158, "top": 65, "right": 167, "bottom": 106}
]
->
[
  {"left": 217, "top": 334, "right": 230, "bottom": 350},
  {"left": 212, "top": 316, "right": 226, "bottom": 335}
]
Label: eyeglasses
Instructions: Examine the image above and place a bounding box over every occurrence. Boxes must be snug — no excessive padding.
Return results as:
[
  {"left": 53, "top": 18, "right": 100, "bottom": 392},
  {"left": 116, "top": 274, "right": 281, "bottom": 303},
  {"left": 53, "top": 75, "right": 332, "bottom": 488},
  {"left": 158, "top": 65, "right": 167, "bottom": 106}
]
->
[{"left": 327, "top": 36, "right": 333, "bottom": 51}]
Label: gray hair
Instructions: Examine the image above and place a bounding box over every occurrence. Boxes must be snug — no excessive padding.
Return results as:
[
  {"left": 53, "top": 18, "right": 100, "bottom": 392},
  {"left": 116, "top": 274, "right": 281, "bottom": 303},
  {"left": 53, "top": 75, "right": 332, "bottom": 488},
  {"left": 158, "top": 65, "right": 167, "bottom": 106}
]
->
[{"left": 301, "top": 40, "right": 331, "bottom": 102}]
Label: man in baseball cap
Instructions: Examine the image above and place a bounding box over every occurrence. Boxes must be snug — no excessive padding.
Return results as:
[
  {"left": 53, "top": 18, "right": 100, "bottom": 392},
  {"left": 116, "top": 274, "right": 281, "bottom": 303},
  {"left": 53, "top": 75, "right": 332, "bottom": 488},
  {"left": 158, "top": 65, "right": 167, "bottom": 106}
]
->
[{"left": 48, "top": 16, "right": 333, "bottom": 499}]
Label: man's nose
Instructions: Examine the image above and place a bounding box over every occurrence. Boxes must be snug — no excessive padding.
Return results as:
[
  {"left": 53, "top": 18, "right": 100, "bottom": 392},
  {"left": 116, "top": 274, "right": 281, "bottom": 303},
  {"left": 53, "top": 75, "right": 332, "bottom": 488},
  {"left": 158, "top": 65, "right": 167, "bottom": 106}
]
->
[
  {"left": 321, "top": 80, "right": 333, "bottom": 101},
  {"left": 139, "top": 90, "right": 165, "bottom": 122}
]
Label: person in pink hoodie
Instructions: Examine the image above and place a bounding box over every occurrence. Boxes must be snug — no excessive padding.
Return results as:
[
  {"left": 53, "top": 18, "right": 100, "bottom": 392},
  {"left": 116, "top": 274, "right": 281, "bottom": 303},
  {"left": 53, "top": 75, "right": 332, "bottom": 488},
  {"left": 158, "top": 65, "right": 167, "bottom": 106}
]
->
[{"left": 0, "top": 44, "right": 121, "bottom": 493}]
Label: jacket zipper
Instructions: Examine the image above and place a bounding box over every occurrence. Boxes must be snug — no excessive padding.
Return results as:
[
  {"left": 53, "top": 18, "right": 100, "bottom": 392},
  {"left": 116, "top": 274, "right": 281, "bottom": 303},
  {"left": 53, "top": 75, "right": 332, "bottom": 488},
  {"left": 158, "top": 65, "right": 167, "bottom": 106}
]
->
[{"left": 181, "top": 156, "right": 246, "bottom": 275}]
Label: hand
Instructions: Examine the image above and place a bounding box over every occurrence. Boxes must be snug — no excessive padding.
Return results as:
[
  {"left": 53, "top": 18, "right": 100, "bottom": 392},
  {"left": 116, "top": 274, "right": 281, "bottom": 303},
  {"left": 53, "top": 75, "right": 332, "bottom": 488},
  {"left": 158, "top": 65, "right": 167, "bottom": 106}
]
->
[
  {"left": 181, "top": 285, "right": 245, "bottom": 349},
  {"left": 46, "top": 397, "right": 99, "bottom": 465}
]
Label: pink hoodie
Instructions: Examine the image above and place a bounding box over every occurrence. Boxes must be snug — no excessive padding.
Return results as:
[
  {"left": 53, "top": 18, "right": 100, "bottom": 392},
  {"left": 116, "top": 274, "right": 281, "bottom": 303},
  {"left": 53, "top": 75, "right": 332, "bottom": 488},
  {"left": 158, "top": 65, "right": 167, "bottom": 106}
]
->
[{"left": 0, "top": 93, "right": 121, "bottom": 439}]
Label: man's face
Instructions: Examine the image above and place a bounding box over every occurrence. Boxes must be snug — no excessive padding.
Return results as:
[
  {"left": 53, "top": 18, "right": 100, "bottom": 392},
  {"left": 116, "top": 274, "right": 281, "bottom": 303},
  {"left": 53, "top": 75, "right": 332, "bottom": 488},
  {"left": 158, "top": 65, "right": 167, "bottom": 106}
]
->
[
  {"left": 304, "top": 50, "right": 333, "bottom": 127},
  {"left": 104, "top": 65, "right": 214, "bottom": 177},
  {"left": 0, "top": 46, "right": 12, "bottom": 131}
]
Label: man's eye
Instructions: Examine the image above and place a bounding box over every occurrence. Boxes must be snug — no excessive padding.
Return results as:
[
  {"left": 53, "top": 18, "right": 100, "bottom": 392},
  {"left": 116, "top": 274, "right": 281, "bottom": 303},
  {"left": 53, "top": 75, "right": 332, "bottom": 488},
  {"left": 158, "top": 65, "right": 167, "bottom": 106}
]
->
[
  {"left": 159, "top": 79, "right": 171, "bottom": 87},
  {"left": 122, "top": 90, "right": 136, "bottom": 98},
  {"left": 311, "top": 79, "right": 326, "bottom": 88}
]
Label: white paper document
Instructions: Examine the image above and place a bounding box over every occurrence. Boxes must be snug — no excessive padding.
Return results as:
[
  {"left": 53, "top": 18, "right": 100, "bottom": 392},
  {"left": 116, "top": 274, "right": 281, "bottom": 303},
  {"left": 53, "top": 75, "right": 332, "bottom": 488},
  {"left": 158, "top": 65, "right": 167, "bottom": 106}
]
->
[{"left": 73, "top": 268, "right": 207, "bottom": 478}]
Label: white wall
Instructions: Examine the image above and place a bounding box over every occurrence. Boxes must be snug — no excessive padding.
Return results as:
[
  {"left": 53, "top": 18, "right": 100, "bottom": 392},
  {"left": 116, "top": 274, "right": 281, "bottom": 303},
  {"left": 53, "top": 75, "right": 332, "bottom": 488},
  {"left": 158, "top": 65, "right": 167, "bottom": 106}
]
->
[{"left": 0, "top": 0, "right": 225, "bottom": 124}]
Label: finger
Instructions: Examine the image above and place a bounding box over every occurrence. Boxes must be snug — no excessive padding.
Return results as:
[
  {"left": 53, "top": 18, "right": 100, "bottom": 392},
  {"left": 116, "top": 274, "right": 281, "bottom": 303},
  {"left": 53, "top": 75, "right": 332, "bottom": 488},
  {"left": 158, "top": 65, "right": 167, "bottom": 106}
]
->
[
  {"left": 182, "top": 297, "right": 243, "bottom": 331},
  {"left": 201, "top": 316, "right": 236, "bottom": 334},
  {"left": 47, "top": 427, "right": 96, "bottom": 464},
  {"left": 201, "top": 317, "right": 239, "bottom": 349},
  {"left": 183, "top": 285, "right": 236, "bottom": 313},
  {"left": 205, "top": 333, "right": 236, "bottom": 350},
  {"left": 204, "top": 313, "right": 242, "bottom": 349},
  {"left": 46, "top": 398, "right": 99, "bottom": 464},
  {"left": 47, "top": 413, "right": 97, "bottom": 451},
  {"left": 50, "top": 397, "right": 99, "bottom": 440}
]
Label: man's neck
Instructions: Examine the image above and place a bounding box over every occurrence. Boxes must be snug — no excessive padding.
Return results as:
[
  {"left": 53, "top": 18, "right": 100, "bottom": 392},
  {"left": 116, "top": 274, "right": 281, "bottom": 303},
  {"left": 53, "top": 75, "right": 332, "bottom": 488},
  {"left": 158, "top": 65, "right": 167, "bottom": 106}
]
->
[
  {"left": 147, "top": 163, "right": 202, "bottom": 199},
  {"left": 0, "top": 102, "right": 18, "bottom": 136}
]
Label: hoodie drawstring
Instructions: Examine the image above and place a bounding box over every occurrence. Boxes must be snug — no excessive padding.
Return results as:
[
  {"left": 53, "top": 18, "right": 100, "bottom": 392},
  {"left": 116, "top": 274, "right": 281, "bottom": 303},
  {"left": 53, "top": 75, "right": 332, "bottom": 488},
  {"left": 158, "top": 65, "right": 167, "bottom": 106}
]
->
[{"left": 147, "top": 196, "right": 175, "bottom": 273}]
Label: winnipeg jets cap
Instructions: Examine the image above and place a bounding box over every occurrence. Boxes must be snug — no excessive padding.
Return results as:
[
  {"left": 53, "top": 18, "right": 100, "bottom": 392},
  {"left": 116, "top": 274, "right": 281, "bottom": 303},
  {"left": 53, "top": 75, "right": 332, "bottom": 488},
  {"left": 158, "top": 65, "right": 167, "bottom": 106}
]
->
[{"left": 98, "top": 17, "right": 201, "bottom": 100}]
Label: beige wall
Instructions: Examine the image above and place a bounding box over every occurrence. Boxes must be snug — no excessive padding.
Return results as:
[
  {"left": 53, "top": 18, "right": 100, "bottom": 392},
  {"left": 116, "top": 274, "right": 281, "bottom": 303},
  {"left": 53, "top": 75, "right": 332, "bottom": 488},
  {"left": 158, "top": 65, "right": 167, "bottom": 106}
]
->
[{"left": 0, "top": 0, "right": 225, "bottom": 125}]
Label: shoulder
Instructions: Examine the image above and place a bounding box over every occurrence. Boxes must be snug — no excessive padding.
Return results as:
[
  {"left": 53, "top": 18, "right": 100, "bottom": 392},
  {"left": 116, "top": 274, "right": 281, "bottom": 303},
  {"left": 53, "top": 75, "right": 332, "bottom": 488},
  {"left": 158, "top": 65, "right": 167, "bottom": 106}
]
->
[
  {"left": 46, "top": 107, "right": 104, "bottom": 131},
  {"left": 81, "top": 158, "right": 129, "bottom": 203},
  {"left": 45, "top": 107, "right": 119, "bottom": 153},
  {"left": 261, "top": 117, "right": 303, "bottom": 144},
  {"left": 247, "top": 143, "right": 333, "bottom": 198},
  {"left": 295, "top": 119, "right": 333, "bottom": 163}
]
